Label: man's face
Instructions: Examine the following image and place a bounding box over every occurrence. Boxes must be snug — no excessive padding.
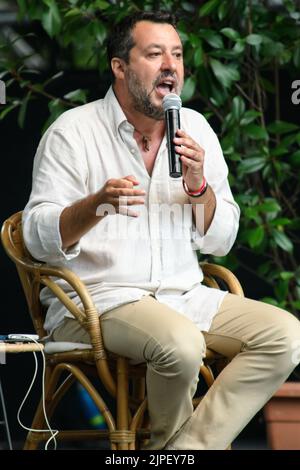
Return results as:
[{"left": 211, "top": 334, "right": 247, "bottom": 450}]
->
[{"left": 123, "top": 21, "right": 184, "bottom": 120}]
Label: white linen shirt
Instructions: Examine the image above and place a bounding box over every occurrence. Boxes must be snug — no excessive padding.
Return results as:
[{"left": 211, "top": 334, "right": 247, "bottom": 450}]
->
[{"left": 23, "top": 86, "right": 240, "bottom": 335}]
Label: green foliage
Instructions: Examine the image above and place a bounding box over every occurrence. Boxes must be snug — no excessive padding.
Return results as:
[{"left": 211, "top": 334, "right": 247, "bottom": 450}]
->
[{"left": 1, "top": 0, "right": 300, "bottom": 316}]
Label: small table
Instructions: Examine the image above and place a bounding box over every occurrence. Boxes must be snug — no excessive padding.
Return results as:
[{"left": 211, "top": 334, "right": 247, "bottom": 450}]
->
[
  {"left": 0, "top": 342, "right": 44, "bottom": 450},
  {"left": 0, "top": 343, "right": 44, "bottom": 354}
]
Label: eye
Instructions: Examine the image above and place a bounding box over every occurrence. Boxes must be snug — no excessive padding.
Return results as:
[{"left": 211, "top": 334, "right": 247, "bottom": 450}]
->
[
  {"left": 148, "top": 52, "right": 161, "bottom": 58},
  {"left": 174, "top": 52, "right": 182, "bottom": 59}
]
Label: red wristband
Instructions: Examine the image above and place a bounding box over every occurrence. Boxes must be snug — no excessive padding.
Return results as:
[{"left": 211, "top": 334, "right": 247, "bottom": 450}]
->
[{"left": 182, "top": 176, "right": 207, "bottom": 197}]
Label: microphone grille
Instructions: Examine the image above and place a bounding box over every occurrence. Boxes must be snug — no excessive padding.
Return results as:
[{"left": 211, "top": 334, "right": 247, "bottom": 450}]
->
[{"left": 162, "top": 93, "right": 182, "bottom": 112}]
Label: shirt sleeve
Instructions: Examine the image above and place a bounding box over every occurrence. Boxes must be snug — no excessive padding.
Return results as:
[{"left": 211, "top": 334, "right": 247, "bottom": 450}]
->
[
  {"left": 23, "top": 125, "right": 87, "bottom": 263},
  {"left": 190, "top": 118, "right": 240, "bottom": 256}
]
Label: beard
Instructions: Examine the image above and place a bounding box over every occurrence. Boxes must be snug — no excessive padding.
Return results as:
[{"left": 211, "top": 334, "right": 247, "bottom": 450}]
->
[{"left": 125, "top": 68, "right": 165, "bottom": 120}]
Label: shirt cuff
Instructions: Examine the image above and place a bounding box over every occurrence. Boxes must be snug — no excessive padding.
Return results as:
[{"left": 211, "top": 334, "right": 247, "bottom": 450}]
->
[
  {"left": 191, "top": 197, "right": 238, "bottom": 256},
  {"left": 36, "top": 206, "right": 80, "bottom": 264}
]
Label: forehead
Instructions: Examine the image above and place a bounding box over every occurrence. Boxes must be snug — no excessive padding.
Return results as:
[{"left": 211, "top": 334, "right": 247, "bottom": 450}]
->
[{"left": 131, "top": 21, "right": 182, "bottom": 50}]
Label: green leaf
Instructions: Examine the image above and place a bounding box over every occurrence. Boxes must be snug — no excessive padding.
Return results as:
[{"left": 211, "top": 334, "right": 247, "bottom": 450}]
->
[
  {"left": 194, "top": 47, "right": 203, "bottom": 67},
  {"left": 270, "top": 218, "right": 292, "bottom": 227},
  {"left": 94, "top": 0, "right": 110, "bottom": 9},
  {"left": 178, "top": 30, "right": 188, "bottom": 44},
  {"left": 43, "top": 71, "right": 64, "bottom": 87},
  {"left": 260, "top": 77, "right": 276, "bottom": 94},
  {"left": 238, "top": 157, "right": 266, "bottom": 174},
  {"left": 272, "top": 230, "right": 293, "bottom": 252},
  {"left": 181, "top": 76, "right": 196, "bottom": 102},
  {"left": 267, "top": 120, "right": 299, "bottom": 134},
  {"left": 279, "top": 272, "right": 294, "bottom": 281},
  {"left": 292, "top": 301, "right": 300, "bottom": 310},
  {"left": 274, "top": 279, "right": 289, "bottom": 302},
  {"left": 0, "top": 71, "right": 10, "bottom": 80},
  {"left": 244, "top": 207, "right": 262, "bottom": 224},
  {"left": 244, "top": 124, "right": 268, "bottom": 140},
  {"left": 220, "top": 28, "right": 240, "bottom": 41},
  {"left": 200, "top": 31, "right": 224, "bottom": 49},
  {"left": 218, "top": 2, "right": 229, "bottom": 21},
  {"left": 258, "top": 199, "right": 281, "bottom": 214},
  {"left": 64, "top": 8, "right": 82, "bottom": 18},
  {"left": 247, "top": 226, "right": 264, "bottom": 248},
  {"left": 257, "top": 261, "right": 272, "bottom": 276},
  {"left": 199, "top": 0, "right": 219, "bottom": 17},
  {"left": 210, "top": 58, "right": 240, "bottom": 88},
  {"left": 233, "top": 39, "right": 245, "bottom": 54},
  {"left": 93, "top": 21, "right": 107, "bottom": 45},
  {"left": 189, "top": 33, "right": 200, "bottom": 48},
  {"left": 240, "top": 110, "right": 262, "bottom": 126},
  {"left": 42, "top": 0, "right": 62, "bottom": 37},
  {"left": 17, "top": 0, "right": 27, "bottom": 20},
  {"left": 0, "top": 103, "right": 19, "bottom": 120},
  {"left": 18, "top": 91, "right": 32, "bottom": 128},
  {"left": 289, "top": 150, "right": 300, "bottom": 167},
  {"left": 261, "top": 297, "right": 280, "bottom": 307},
  {"left": 64, "top": 89, "right": 87, "bottom": 104},
  {"left": 42, "top": 98, "right": 66, "bottom": 133},
  {"left": 232, "top": 96, "right": 245, "bottom": 121},
  {"left": 245, "top": 34, "right": 263, "bottom": 46},
  {"left": 182, "top": 2, "right": 196, "bottom": 13}
]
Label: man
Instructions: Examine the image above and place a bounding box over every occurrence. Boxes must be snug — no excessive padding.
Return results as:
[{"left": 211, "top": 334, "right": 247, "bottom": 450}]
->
[{"left": 23, "top": 11, "right": 300, "bottom": 450}]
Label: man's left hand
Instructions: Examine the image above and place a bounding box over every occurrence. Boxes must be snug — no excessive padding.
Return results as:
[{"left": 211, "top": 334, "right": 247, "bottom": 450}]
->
[{"left": 174, "top": 129, "right": 205, "bottom": 192}]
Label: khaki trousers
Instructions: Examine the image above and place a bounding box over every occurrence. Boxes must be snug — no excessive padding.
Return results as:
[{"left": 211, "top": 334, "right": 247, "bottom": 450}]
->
[{"left": 53, "top": 293, "right": 300, "bottom": 450}]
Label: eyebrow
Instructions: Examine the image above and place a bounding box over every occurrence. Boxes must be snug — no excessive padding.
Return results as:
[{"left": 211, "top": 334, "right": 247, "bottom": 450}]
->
[{"left": 144, "top": 43, "right": 183, "bottom": 51}]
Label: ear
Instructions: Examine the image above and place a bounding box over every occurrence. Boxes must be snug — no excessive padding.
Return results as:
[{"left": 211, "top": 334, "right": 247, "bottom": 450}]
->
[{"left": 111, "top": 58, "right": 126, "bottom": 80}]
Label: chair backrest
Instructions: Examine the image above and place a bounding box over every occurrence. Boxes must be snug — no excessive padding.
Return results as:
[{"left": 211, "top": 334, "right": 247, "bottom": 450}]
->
[{"left": 1, "top": 211, "right": 46, "bottom": 337}]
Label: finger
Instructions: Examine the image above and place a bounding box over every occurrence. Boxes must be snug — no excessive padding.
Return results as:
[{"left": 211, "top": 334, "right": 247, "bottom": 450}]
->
[
  {"left": 110, "top": 187, "right": 146, "bottom": 197},
  {"left": 175, "top": 146, "right": 203, "bottom": 162},
  {"left": 176, "top": 128, "right": 186, "bottom": 137},
  {"left": 107, "top": 175, "right": 140, "bottom": 189},
  {"left": 118, "top": 206, "right": 140, "bottom": 217},
  {"left": 123, "top": 175, "right": 140, "bottom": 185},
  {"left": 174, "top": 136, "right": 202, "bottom": 151},
  {"left": 107, "top": 178, "right": 133, "bottom": 190},
  {"left": 119, "top": 196, "right": 145, "bottom": 206},
  {"left": 180, "top": 155, "right": 202, "bottom": 169}
]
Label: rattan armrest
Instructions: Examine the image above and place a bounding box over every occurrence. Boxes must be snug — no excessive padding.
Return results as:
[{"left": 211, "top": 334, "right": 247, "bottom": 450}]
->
[{"left": 201, "top": 262, "right": 244, "bottom": 297}]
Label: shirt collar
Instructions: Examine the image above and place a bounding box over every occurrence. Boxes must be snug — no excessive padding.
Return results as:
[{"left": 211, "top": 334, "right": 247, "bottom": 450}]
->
[
  {"left": 103, "top": 85, "right": 167, "bottom": 148},
  {"left": 103, "top": 85, "right": 130, "bottom": 137}
]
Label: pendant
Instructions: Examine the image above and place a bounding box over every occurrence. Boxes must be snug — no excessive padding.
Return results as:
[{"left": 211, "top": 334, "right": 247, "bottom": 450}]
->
[{"left": 142, "top": 136, "right": 150, "bottom": 152}]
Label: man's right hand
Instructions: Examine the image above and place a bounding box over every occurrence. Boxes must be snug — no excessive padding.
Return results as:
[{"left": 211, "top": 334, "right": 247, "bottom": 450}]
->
[
  {"left": 60, "top": 175, "right": 146, "bottom": 249},
  {"left": 95, "top": 175, "right": 146, "bottom": 218}
]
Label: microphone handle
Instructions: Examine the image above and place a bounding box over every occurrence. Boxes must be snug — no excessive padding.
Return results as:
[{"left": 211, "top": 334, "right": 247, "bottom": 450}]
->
[{"left": 166, "top": 108, "right": 182, "bottom": 178}]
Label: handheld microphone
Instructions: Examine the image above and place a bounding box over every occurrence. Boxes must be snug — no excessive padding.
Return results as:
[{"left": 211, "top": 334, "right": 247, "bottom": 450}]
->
[{"left": 162, "top": 93, "right": 182, "bottom": 178}]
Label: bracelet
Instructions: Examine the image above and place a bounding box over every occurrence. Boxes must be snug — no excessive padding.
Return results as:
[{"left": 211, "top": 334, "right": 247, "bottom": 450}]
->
[{"left": 182, "top": 176, "right": 208, "bottom": 197}]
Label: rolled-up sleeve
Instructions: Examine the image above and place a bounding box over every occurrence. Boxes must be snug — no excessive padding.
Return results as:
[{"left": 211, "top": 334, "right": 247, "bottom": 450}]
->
[
  {"left": 23, "top": 124, "right": 87, "bottom": 263},
  {"left": 191, "top": 120, "right": 240, "bottom": 256}
]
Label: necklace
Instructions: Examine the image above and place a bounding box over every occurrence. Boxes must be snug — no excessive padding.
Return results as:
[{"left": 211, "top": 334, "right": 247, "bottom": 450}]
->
[{"left": 134, "top": 128, "right": 152, "bottom": 152}]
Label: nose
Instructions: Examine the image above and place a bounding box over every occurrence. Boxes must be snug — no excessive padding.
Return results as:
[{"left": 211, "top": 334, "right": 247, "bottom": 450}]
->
[{"left": 161, "top": 52, "right": 176, "bottom": 72}]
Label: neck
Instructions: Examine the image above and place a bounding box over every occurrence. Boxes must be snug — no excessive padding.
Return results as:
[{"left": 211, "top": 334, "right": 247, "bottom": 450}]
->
[{"left": 113, "top": 83, "right": 165, "bottom": 141}]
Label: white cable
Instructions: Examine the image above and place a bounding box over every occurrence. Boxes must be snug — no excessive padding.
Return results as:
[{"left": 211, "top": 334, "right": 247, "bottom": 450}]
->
[{"left": 16, "top": 336, "right": 59, "bottom": 449}]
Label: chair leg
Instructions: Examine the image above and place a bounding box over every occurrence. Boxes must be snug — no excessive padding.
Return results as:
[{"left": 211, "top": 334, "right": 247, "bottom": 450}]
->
[
  {"left": 24, "top": 393, "right": 48, "bottom": 450},
  {"left": 113, "top": 357, "right": 135, "bottom": 450}
]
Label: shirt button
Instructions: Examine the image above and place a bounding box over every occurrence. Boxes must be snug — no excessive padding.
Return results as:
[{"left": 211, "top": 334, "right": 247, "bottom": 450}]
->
[{"left": 130, "top": 149, "right": 135, "bottom": 154}]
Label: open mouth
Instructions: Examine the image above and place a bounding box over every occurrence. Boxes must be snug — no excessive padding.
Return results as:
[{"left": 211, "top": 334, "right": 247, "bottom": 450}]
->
[{"left": 155, "top": 80, "right": 175, "bottom": 97}]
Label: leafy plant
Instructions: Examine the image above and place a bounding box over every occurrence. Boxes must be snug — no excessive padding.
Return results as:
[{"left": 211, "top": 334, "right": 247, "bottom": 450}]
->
[{"left": 1, "top": 0, "right": 300, "bottom": 316}]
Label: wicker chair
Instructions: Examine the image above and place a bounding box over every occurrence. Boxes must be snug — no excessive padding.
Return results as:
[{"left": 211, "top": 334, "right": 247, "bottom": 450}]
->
[{"left": 1, "top": 211, "right": 244, "bottom": 450}]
